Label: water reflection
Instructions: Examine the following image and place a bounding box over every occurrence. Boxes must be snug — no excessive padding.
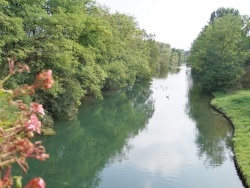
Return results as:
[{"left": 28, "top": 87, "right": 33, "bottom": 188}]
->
[
  {"left": 21, "top": 66, "right": 243, "bottom": 188},
  {"left": 98, "top": 66, "right": 242, "bottom": 188},
  {"left": 186, "top": 77, "right": 234, "bottom": 168},
  {"left": 23, "top": 83, "right": 155, "bottom": 187},
  {"left": 154, "top": 66, "right": 180, "bottom": 79}
]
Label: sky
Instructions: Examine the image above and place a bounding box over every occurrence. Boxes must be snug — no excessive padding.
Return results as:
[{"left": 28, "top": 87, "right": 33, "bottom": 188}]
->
[{"left": 96, "top": 0, "right": 250, "bottom": 50}]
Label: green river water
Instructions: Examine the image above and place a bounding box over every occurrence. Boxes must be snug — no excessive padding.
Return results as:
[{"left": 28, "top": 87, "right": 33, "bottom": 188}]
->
[{"left": 23, "top": 66, "right": 244, "bottom": 188}]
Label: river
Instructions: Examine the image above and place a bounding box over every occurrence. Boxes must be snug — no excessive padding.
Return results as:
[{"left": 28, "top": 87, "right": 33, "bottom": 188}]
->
[{"left": 23, "top": 65, "right": 244, "bottom": 187}]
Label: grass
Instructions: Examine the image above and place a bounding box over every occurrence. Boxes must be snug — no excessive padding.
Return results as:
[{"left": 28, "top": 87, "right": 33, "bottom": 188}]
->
[{"left": 211, "top": 90, "right": 250, "bottom": 186}]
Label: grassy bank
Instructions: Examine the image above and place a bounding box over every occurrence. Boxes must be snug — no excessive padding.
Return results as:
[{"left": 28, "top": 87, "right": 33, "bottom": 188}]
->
[{"left": 211, "top": 90, "right": 250, "bottom": 187}]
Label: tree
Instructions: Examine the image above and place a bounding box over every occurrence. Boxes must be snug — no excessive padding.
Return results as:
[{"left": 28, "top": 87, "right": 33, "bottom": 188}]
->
[
  {"left": 157, "top": 42, "right": 171, "bottom": 70},
  {"left": 170, "top": 51, "right": 179, "bottom": 66},
  {"left": 171, "top": 48, "right": 185, "bottom": 66},
  {"left": 0, "top": 0, "right": 163, "bottom": 120},
  {"left": 189, "top": 12, "right": 248, "bottom": 91},
  {"left": 209, "top": 7, "right": 239, "bottom": 24}
]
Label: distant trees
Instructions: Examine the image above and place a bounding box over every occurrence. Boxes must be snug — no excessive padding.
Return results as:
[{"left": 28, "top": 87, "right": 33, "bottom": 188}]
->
[
  {"left": 157, "top": 42, "right": 171, "bottom": 69},
  {"left": 156, "top": 43, "right": 186, "bottom": 70},
  {"left": 171, "top": 48, "right": 185, "bottom": 66},
  {"left": 188, "top": 8, "right": 250, "bottom": 92}
]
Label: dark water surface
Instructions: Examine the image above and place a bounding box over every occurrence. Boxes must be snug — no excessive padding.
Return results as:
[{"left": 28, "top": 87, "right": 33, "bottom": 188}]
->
[{"left": 24, "top": 66, "right": 243, "bottom": 187}]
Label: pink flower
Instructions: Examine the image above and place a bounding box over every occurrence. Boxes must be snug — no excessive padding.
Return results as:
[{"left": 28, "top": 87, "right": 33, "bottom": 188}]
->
[
  {"left": 10, "top": 100, "right": 28, "bottom": 110},
  {"left": 30, "top": 103, "right": 45, "bottom": 116},
  {"left": 12, "top": 139, "right": 49, "bottom": 163},
  {"left": 35, "top": 70, "right": 54, "bottom": 90},
  {"left": 7, "top": 58, "right": 15, "bottom": 74},
  {"left": 25, "top": 177, "right": 46, "bottom": 188},
  {"left": 35, "top": 153, "right": 50, "bottom": 161},
  {"left": 24, "top": 114, "right": 42, "bottom": 134},
  {"left": 7, "top": 58, "right": 30, "bottom": 74},
  {"left": 13, "top": 85, "right": 35, "bottom": 97}
]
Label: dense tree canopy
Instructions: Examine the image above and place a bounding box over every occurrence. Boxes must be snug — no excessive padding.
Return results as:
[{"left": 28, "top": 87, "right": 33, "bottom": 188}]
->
[
  {"left": 0, "top": 0, "right": 183, "bottom": 120},
  {"left": 188, "top": 8, "right": 250, "bottom": 92}
]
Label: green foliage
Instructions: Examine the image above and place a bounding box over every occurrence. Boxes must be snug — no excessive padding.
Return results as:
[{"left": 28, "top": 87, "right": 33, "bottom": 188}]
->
[
  {"left": 157, "top": 42, "right": 171, "bottom": 69},
  {"left": 211, "top": 90, "right": 250, "bottom": 187},
  {"left": 189, "top": 11, "right": 249, "bottom": 92},
  {"left": 171, "top": 48, "right": 185, "bottom": 66},
  {"left": 0, "top": 91, "right": 19, "bottom": 122},
  {"left": 49, "top": 78, "right": 86, "bottom": 119},
  {"left": 170, "top": 51, "right": 179, "bottom": 66},
  {"left": 0, "top": 0, "right": 163, "bottom": 119},
  {"left": 209, "top": 7, "right": 239, "bottom": 24},
  {"left": 154, "top": 45, "right": 186, "bottom": 69},
  {"left": 103, "top": 61, "right": 128, "bottom": 90},
  {"left": 80, "top": 63, "right": 106, "bottom": 99},
  {"left": 147, "top": 35, "right": 160, "bottom": 71}
]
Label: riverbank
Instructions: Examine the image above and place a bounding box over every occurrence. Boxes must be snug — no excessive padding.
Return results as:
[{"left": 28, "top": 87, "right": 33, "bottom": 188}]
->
[{"left": 211, "top": 90, "right": 250, "bottom": 187}]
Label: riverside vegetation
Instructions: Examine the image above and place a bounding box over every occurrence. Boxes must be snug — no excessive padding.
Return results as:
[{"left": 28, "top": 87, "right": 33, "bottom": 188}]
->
[
  {"left": 212, "top": 91, "right": 250, "bottom": 186},
  {"left": 188, "top": 8, "right": 250, "bottom": 187},
  {"left": 0, "top": 0, "right": 186, "bottom": 187},
  {"left": 0, "top": 0, "right": 185, "bottom": 124}
]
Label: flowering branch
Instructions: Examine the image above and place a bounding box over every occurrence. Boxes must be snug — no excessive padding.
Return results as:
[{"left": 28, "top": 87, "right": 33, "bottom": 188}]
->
[{"left": 0, "top": 58, "right": 54, "bottom": 188}]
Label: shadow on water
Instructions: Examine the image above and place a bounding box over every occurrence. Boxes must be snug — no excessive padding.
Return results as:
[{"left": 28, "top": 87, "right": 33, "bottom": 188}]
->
[
  {"left": 186, "top": 76, "right": 234, "bottom": 168},
  {"left": 21, "top": 82, "right": 155, "bottom": 187}
]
